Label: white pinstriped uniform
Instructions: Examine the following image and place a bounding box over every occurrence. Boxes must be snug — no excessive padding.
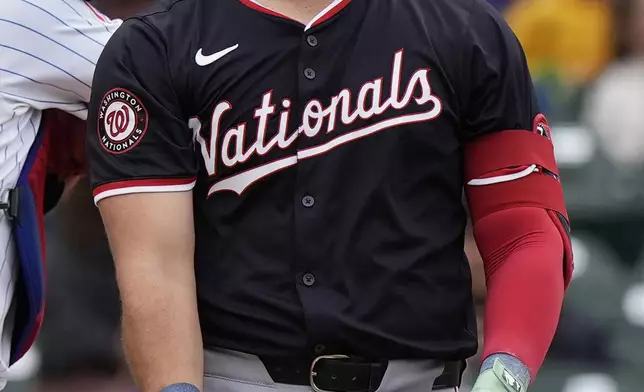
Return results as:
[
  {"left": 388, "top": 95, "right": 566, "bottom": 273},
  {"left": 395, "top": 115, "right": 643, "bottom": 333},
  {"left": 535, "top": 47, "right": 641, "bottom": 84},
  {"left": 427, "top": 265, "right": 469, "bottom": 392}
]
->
[{"left": 0, "top": 0, "right": 120, "bottom": 387}]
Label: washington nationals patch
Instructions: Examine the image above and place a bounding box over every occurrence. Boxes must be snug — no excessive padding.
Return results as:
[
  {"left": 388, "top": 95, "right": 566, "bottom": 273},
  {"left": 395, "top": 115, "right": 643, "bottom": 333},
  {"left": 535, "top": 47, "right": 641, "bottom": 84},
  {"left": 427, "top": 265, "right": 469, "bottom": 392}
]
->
[{"left": 98, "top": 88, "right": 148, "bottom": 154}]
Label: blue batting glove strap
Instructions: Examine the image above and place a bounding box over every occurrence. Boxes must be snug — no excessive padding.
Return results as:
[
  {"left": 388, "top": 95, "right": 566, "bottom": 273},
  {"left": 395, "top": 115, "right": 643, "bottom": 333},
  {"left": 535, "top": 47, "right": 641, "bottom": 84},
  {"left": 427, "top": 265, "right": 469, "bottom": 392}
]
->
[
  {"left": 160, "top": 383, "right": 201, "bottom": 392},
  {"left": 471, "top": 358, "right": 527, "bottom": 392}
]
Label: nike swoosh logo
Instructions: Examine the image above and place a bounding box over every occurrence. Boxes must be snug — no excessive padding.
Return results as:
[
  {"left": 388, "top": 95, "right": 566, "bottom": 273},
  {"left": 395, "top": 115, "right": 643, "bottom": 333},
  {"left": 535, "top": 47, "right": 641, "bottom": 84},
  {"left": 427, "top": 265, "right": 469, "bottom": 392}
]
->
[{"left": 195, "top": 44, "right": 239, "bottom": 66}]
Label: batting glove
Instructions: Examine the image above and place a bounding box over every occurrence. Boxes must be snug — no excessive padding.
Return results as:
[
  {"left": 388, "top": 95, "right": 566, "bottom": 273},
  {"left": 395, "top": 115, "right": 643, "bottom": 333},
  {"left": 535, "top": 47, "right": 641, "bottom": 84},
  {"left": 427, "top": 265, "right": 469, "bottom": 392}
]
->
[{"left": 471, "top": 358, "right": 527, "bottom": 392}]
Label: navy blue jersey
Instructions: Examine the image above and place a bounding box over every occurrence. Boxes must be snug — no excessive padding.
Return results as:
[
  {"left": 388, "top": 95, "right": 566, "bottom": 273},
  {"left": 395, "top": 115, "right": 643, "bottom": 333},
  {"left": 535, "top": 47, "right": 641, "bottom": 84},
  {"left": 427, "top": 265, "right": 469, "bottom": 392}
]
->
[{"left": 87, "top": 0, "right": 539, "bottom": 360}]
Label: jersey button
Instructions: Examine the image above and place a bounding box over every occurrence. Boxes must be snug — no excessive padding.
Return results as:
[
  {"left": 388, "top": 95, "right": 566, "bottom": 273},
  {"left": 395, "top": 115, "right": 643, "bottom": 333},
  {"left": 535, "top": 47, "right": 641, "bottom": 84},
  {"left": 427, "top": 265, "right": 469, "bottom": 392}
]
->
[
  {"left": 306, "top": 35, "right": 319, "bottom": 47},
  {"left": 304, "top": 68, "right": 316, "bottom": 80},
  {"left": 302, "top": 273, "right": 316, "bottom": 287},
  {"left": 302, "top": 195, "right": 315, "bottom": 208}
]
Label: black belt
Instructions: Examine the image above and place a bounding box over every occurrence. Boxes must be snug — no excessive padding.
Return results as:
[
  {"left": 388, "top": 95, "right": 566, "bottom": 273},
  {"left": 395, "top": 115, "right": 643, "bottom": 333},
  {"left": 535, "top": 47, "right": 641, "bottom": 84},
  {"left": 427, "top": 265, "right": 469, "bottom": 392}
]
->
[{"left": 261, "top": 355, "right": 464, "bottom": 392}]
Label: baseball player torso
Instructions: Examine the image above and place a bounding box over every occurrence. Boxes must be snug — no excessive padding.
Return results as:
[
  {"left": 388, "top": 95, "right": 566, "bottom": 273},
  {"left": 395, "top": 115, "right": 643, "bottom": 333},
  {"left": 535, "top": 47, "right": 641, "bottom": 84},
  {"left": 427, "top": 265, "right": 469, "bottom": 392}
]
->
[
  {"left": 0, "top": 0, "right": 119, "bottom": 382},
  {"left": 89, "top": 0, "right": 531, "bottom": 362},
  {"left": 187, "top": 0, "right": 473, "bottom": 359}
]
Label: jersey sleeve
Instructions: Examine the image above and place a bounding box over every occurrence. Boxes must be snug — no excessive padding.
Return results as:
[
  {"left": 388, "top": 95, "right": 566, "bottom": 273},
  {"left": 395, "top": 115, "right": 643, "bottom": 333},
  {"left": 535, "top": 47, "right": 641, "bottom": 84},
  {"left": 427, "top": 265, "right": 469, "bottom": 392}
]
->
[
  {"left": 0, "top": 0, "right": 121, "bottom": 119},
  {"left": 460, "top": 0, "right": 540, "bottom": 140},
  {"left": 87, "top": 18, "right": 197, "bottom": 205}
]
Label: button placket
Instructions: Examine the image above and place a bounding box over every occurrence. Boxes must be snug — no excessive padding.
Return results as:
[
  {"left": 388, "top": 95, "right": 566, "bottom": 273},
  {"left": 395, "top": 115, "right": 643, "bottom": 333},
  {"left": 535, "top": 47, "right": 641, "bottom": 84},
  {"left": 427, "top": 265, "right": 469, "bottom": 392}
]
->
[
  {"left": 303, "top": 34, "right": 318, "bottom": 80},
  {"left": 306, "top": 35, "right": 318, "bottom": 47},
  {"left": 303, "top": 67, "right": 316, "bottom": 80},
  {"left": 292, "top": 27, "right": 330, "bottom": 348},
  {"left": 302, "top": 195, "right": 315, "bottom": 208},
  {"left": 302, "top": 273, "right": 316, "bottom": 287}
]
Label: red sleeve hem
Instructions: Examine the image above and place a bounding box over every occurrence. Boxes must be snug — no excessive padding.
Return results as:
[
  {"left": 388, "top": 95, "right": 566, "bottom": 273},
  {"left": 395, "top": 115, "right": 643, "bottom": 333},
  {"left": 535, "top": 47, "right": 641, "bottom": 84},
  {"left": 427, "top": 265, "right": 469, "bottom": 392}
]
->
[{"left": 93, "top": 177, "right": 196, "bottom": 205}]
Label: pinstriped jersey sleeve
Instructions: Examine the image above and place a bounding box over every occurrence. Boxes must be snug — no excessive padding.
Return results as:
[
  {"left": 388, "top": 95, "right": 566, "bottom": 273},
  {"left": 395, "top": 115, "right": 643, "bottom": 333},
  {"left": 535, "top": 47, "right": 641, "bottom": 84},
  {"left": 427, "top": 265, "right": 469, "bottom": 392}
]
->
[{"left": 0, "top": 0, "right": 121, "bottom": 120}]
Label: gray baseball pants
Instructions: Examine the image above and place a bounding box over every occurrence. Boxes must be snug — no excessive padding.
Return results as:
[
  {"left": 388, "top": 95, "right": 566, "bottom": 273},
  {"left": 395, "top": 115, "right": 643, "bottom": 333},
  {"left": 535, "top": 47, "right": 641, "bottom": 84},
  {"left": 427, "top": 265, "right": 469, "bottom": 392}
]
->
[{"left": 203, "top": 348, "right": 458, "bottom": 392}]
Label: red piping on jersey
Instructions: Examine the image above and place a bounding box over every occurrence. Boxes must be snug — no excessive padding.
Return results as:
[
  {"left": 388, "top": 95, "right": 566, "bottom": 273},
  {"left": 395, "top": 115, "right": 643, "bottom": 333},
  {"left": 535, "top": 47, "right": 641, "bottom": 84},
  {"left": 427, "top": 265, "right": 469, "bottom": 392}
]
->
[
  {"left": 85, "top": 2, "right": 107, "bottom": 23},
  {"left": 309, "top": 0, "right": 352, "bottom": 27},
  {"left": 237, "top": 0, "right": 352, "bottom": 29},
  {"left": 238, "top": 0, "right": 292, "bottom": 20},
  {"left": 93, "top": 177, "right": 197, "bottom": 198}
]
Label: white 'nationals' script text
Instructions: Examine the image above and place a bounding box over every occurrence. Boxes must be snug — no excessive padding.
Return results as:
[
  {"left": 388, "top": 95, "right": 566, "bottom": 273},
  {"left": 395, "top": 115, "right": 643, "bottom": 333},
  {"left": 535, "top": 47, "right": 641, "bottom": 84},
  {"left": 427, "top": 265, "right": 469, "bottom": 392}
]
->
[{"left": 193, "top": 49, "right": 443, "bottom": 196}]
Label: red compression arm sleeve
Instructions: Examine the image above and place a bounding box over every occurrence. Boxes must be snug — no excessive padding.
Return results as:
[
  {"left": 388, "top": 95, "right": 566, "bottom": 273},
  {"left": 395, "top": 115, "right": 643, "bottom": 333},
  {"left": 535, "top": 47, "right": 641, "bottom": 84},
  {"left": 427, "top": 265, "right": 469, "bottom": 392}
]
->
[{"left": 474, "top": 206, "right": 564, "bottom": 380}]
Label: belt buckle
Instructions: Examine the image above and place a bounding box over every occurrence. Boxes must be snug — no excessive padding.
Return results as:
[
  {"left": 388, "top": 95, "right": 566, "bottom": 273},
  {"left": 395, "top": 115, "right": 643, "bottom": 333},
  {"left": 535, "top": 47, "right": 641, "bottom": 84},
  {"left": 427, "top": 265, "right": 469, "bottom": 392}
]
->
[{"left": 310, "top": 354, "right": 350, "bottom": 392}]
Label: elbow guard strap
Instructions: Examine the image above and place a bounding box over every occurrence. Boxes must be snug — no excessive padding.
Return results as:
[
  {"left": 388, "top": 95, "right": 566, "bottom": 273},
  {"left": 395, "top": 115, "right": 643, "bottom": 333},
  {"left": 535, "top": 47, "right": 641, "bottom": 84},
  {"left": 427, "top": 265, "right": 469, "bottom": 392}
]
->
[{"left": 464, "top": 115, "right": 573, "bottom": 288}]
